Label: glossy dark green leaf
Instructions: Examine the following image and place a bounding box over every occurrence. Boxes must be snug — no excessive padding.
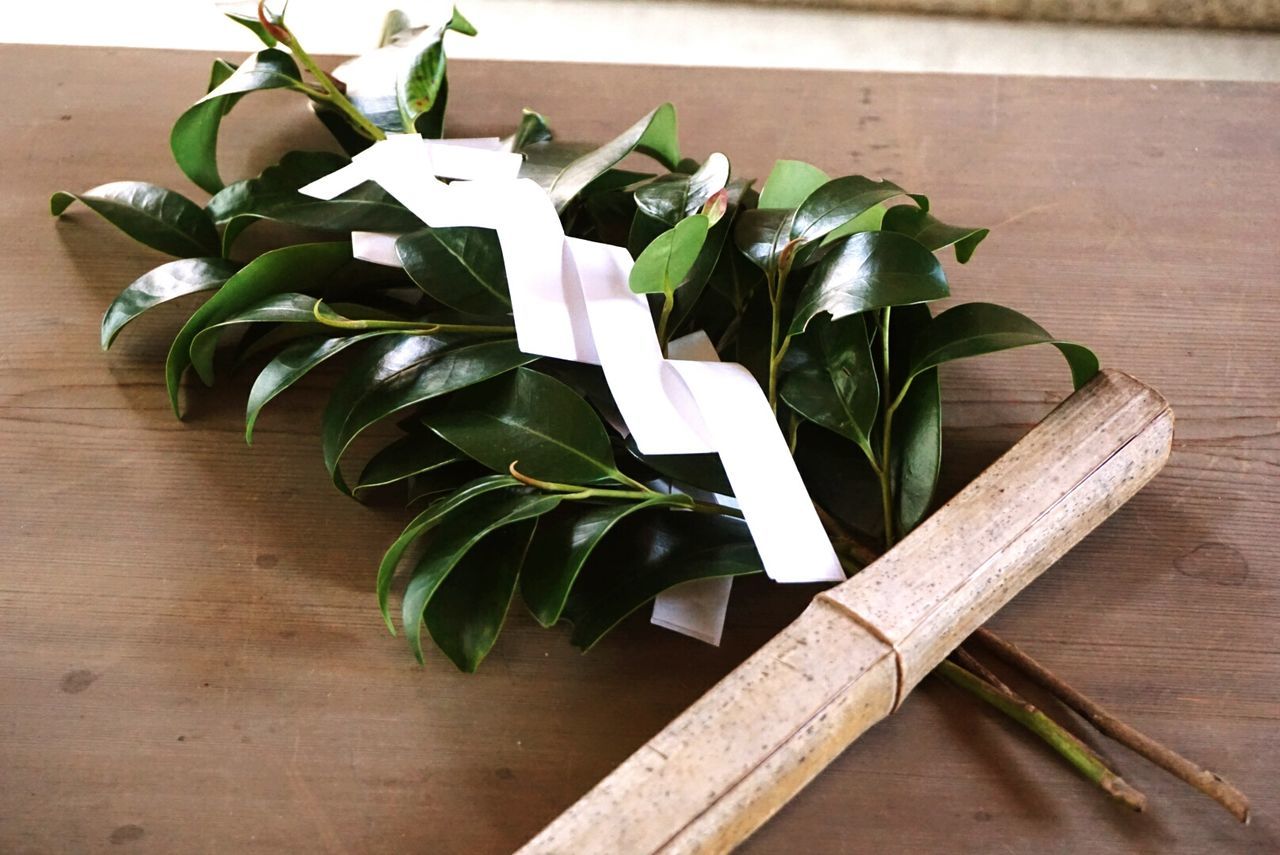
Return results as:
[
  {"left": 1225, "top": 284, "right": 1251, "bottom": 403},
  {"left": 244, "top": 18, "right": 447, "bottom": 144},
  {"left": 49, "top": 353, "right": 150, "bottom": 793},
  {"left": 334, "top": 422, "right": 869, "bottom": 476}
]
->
[
  {"left": 882, "top": 204, "right": 988, "bottom": 263},
  {"left": 401, "top": 489, "right": 561, "bottom": 663},
  {"left": 187, "top": 292, "right": 321, "bottom": 385},
  {"left": 165, "top": 241, "right": 353, "bottom": 416},
  {"left": 790, "top": 175, "right": 914, "bottom": 245},
  {"left": 170, "top": 49, "right": 307, "bottom": 194},
  {"left": 779, "top": 313, "right": 879, "bottom": 459},
  {"left": 424, "top": 367, "right": 620, "bottom": 485},
  {"left": 633, "top": 152, "right": 729, "bottom": 226},
  {"left": 424, "top": 517, "right": 538, "bottom": 672},
  {"left": 629, "top": 214, "right": 709, "bottom": 295},
  {"left": 733, "top": 207, "right": 791, "bottom": 272},
  {"left": 101, "top": 257, "right": 238, "bottom": 350},
  {"left": 325, "top": 337, "right": 535, "bottom": 492},
  {"left": 245, "top": 331, "right": 391, "bottom": 443},
  {"left": 51, "top": 182, "right": 219, "bottom": 258},
  {"left": 888, "top": 304, "right": 940, "bottom": 537},
  {"left": 378, "top": 474, "right": 519, "bottom": 629},
  {"left": 758, "top": 159, "right": 828, "bottom": 210},
  {"left": 502, "top": 109, "right": 553, "bottom": 151},
  {"left": 906, "top": 302, "right": 1099, "bottom": 389},
  {"left": 623, "top": 436, "right": 733, "bottom": 497},
  {"left": 394, "top": 226, "right": 510, "bottom": 314},
  {"left": 521, "top": 498, "right": 677, "bottom": 627},
  {"left": 209, "top": 153, "right": 419, "bottom": 253},
  {"left": 563, "top": 512, "right": 763, "bottom": 650},
  {"left": 354, "top": 432, "right": 464, "bottom": 497},
  {"left": 547, "top": 104, "right": 680, "bottom": 212},
  {"left": 788, "top": 231, "right": 949, "bottom": 336}
]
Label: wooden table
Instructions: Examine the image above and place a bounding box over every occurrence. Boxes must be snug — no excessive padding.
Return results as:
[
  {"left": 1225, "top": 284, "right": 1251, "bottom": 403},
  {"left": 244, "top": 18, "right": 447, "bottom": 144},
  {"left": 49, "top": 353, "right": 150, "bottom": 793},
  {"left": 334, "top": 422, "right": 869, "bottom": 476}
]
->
[{"left": 2, "top": 45, "right": 1276, "bottom": 853}]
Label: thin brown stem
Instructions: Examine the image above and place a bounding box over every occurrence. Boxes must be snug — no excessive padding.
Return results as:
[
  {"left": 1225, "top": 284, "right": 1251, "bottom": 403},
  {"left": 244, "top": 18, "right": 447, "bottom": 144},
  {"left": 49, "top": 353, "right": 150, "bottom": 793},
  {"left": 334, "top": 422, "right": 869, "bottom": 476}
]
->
[
  {"left": 952, "top": 647, "right": 1016, "bottom": 698},
  {"left": 972, "top": 628, "right": 1251, "bottom": 823},
  {"left": 938, "top": 661, "right": 1147, "bottom": 813}
]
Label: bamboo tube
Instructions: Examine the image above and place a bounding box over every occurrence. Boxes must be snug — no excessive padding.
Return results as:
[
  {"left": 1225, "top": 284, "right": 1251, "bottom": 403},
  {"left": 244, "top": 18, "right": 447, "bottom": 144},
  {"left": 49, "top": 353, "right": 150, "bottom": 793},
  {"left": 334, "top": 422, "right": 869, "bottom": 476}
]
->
[{"left": 519, "top": 369, "right": 1174, "bottom": 855}]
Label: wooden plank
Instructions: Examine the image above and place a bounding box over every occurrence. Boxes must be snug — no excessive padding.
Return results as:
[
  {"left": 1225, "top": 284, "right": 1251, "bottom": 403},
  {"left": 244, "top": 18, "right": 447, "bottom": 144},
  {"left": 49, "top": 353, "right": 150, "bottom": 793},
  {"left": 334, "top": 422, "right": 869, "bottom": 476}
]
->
[{"left": 1, "top": 45, "right": 1277, "bottom": 853}]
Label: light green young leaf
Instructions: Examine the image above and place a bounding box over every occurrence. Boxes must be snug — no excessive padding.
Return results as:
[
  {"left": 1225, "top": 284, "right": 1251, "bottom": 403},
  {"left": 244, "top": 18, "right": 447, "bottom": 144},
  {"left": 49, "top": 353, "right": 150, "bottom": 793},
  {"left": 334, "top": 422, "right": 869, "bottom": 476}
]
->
[
  {"left": 758, "top": 159, "right": 828, "bottom": 209},
  {"left": 628, "top": 214, "right": 710, "bottom": 295}
]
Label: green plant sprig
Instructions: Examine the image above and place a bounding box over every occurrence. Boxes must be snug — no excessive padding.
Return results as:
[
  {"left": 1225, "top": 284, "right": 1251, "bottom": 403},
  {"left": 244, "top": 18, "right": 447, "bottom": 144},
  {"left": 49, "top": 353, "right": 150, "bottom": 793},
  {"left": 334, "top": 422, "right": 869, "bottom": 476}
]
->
[{"left": 50, "top": 6, "right": 1257, "bottom": 823}]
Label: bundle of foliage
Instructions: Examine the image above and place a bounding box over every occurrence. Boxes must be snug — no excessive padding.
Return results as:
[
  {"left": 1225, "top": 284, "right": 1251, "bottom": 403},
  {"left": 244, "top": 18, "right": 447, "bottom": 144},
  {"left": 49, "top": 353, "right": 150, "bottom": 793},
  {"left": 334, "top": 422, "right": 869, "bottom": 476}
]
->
[{"left": 52, "top": 4, "right": 1097, "bottom": 675}]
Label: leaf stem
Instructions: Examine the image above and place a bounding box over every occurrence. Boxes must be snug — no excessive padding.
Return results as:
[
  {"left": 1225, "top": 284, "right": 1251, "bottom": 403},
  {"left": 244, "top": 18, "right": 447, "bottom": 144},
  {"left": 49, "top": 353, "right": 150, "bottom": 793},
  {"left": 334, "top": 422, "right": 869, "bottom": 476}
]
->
[
  {"left": 507, "top": 462, "right": 666, "bottom": 502},
  {"left": 937, "top": 660, "right": 1148, "bottom": 812},
  {"left": 766, "top": 268, "right": 782, "bottom": 412},
  {"left": 657, "top": 288, "right": 675, "bottom": 358},
  {"left": 972, "top": 628, "right": 1251, "bottom": 823},
  {"left": 878, "top": 306, "right": 897, "bottom": 549},
  {"left": 281, "top": 30, "right": 386, "bottom": 143}
]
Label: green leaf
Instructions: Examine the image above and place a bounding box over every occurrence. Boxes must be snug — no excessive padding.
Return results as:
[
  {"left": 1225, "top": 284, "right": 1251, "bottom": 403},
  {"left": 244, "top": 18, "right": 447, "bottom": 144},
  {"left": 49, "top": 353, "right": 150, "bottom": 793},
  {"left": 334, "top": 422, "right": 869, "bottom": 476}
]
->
[
  {"left": 325, "top": 337, "right": 535, "bottom": 492},
  {"left": 547, "top": 104, "right": 680, "bottom": 212},
  {"left": 521, "top": 498, "right": 676, "bottom": 627},
  {"left": 424, "top": 516, "right": 537, "bottom": 672},
  {"left": 788, "top": 231, "right": 949, "bottom": 336},
  {"left": 164, "top": 241, "right": 353, "bottom": 416},
  {"left": 906, "top": 302, "right": 1099, "bottom": 389},
  {"left": 502, "top": 109, "right": 553, "bottom": 151},
  {"left": 563, "top": 512, "right": 763, "bottom": 650},
  {"left": 378, "top": 474, "right": 519, "bottom": 629},
  {"left": 424, "top": 367, "right": 620, "bottom": 485},
  {"left": 628, "top": 214, "right": 710, "bottom": 295},
  {"left": 758, "top": 159, "right": 828, "bottom": 210},
  {"left": 170, "top": 49, "right": 307, "bottom": 194},
  {"left": 220, "top": 6, "right": 278, "bottom": 46},
  {"left": 623, "top": 436, "right": 733, "bottom": 497},
  {"left": 101, "top": 257, "right": 238, "bottom": 350},
  {"left": 51, "top": 182, "right": 219, "bottom": 258},
  {"left": 791, "top": 176, "right": 915, "bottom": 245},
  {"left": 732, "top": 207, "right": 792, "bottom": 272},
  {"left": 402, "top": 490, "right": 561, "bottom": 664},
  {"left": 187, "top": 293, "right": 321, "bottom": 386},
  {"left": 779, "top": 313, "right": 879, "bottom": 459},
  {"left": 882, "top": 204, "right": 988, "bottom": 263},
  {"left": 889, "top": 304, "right": 940, "bottom": 536},
  {"left": 633, "top": 152, "right": 729, "bottom": 226},
  {"left": 395, "top": 227, "right": 510, "bottom": 314},
  {"left": 354, "top": 432, "right": 464, "bottom": 497},
  {"left": 245, "top": 331, "right": 391, "bottom": 443},
  {"left": 893, "top": 367, "right": 941, "bottom": 536},
  {"left": 209, "top": 152, "right": 419, "bottom": 253}
]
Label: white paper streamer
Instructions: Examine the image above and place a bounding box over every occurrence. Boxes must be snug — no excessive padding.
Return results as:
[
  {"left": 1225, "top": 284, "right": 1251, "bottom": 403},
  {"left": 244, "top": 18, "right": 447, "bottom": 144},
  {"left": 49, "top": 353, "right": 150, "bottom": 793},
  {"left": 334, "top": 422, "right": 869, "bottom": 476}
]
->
[{"left": 299, "top": 136, "right": 843, "bottom": 643}]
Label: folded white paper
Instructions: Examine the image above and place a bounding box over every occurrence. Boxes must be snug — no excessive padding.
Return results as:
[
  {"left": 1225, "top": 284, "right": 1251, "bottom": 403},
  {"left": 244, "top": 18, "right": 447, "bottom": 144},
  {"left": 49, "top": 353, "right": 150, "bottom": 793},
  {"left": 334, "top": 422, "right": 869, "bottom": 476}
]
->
[{"left": 300, "top": 136, "right": 845, "bottom": 644}]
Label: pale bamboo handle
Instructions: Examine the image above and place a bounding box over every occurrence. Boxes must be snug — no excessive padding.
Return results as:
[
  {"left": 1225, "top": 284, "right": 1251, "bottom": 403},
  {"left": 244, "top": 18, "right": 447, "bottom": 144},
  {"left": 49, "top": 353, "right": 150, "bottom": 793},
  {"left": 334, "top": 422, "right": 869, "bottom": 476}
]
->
[{"left": 520, "top": 369, "right": 1174, "bottom": 855}]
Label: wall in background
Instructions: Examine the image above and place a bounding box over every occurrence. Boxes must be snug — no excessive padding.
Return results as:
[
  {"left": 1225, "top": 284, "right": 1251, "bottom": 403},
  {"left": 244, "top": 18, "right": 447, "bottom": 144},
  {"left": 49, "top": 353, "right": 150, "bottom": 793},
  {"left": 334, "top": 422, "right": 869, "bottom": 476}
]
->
[{"left": 6, "top": 0, "right": 1279, "bottom": 80}]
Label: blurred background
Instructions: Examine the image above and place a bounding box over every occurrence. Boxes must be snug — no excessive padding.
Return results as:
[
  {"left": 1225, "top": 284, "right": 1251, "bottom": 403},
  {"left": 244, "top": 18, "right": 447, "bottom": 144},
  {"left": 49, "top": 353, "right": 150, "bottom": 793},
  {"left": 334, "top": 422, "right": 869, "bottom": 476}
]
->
[{"left": 7, "top": 0, "right": 1279, "bottom": 80}]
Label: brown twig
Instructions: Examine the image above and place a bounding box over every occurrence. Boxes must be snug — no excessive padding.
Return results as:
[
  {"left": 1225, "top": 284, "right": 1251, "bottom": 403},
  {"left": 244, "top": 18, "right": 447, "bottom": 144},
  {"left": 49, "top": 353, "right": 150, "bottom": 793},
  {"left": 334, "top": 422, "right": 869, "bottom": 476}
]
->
[
  {"left": 972, "top": 627, "right": 1251, "bottom": 824},
  {"left": 952, "top": 646, "right": 1016, "bottom": 697},
  {"left": 937, "top": 661, "right": 1148, "bottom": 812}
]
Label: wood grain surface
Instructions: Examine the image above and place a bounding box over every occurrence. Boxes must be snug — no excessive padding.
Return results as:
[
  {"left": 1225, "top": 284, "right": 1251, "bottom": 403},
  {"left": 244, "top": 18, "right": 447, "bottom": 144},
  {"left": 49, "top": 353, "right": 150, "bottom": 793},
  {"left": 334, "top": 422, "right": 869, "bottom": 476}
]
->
[{"left": 1, "top": 45, "right": 1276, "bottom": 854}]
